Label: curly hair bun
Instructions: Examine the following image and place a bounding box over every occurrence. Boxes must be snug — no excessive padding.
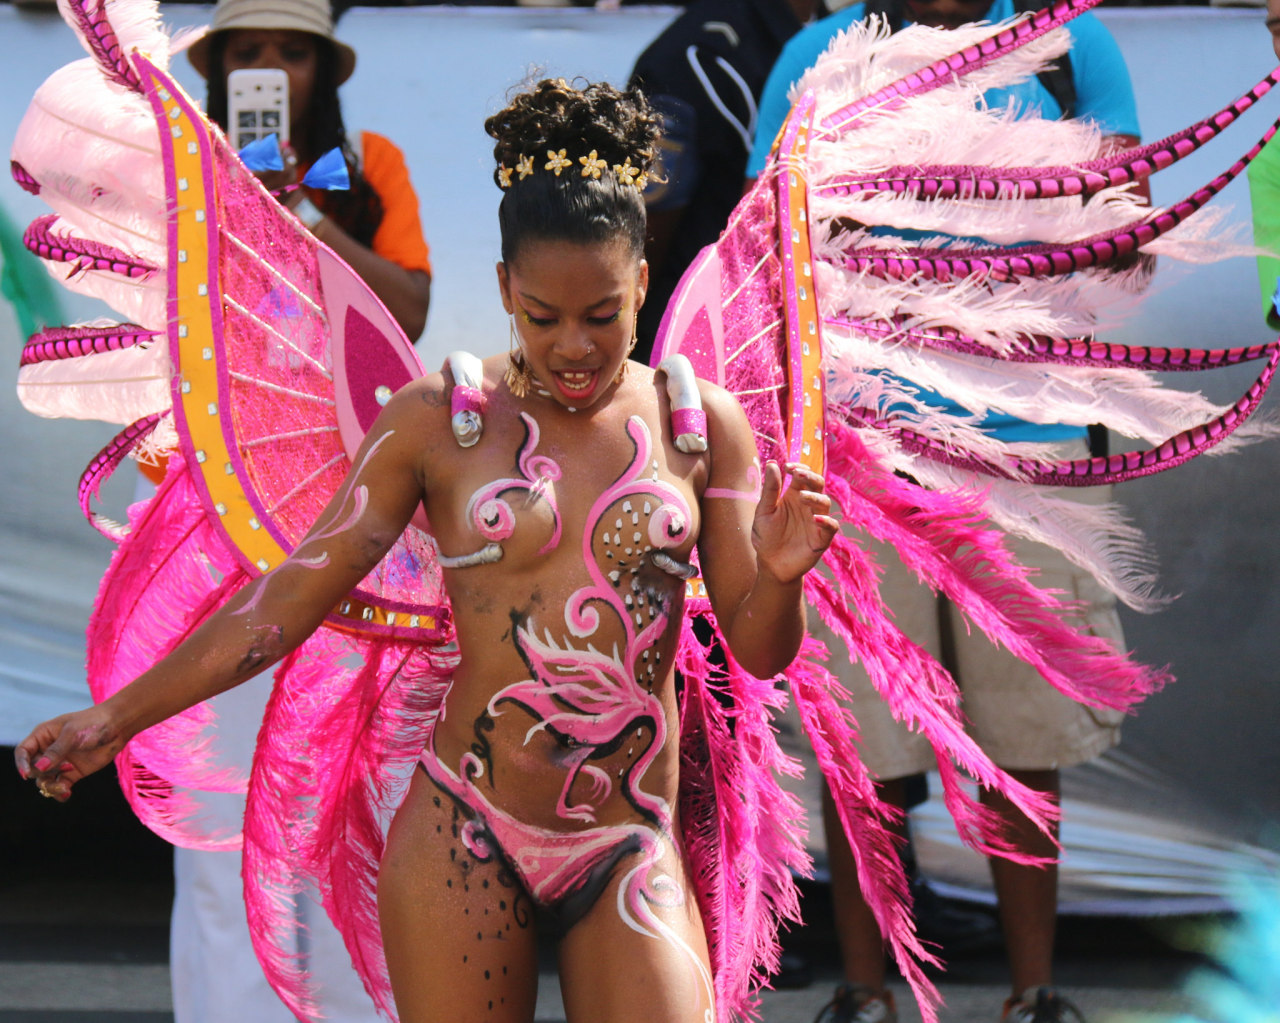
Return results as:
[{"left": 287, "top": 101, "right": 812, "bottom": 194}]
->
[{"left": 485, "top": 78, "right": 660, "bottom": 188}]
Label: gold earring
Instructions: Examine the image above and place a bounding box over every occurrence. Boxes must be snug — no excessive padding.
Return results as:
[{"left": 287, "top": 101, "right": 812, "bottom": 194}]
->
[
  {"left": 614, "top": 322, "right": 639, "bottom": 385},
  {"left": 505, "top": 316, "right": 533, "bottom": 398}
]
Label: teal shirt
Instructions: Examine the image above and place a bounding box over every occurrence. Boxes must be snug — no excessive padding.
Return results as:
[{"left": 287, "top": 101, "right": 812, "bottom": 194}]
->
[
  {"left": 747, "top": 1, "right": 1142, "bottom": 442},
  {"left": 749, "top": 0, "right": 1140, "bottom": 176}
]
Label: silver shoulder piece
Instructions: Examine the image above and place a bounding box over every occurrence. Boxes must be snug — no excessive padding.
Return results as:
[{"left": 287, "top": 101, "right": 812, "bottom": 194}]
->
[
  {"left": 658, "top": 354, "right": 708, "bottom": 454},
  {"left": 445, "top": 350, "right": 487, "bottom": 448}
]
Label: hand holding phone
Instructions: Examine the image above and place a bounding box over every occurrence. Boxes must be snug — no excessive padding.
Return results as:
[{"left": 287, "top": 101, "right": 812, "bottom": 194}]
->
[{"left": 228, "top": 68, "right": 290, "bottom": 152}]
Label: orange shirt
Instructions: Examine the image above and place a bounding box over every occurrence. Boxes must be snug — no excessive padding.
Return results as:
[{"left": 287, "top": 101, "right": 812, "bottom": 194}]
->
[
  {"left": 354, "top": 130, "right": 432, "bottom": 277},
  {"left": 305, "top": 130, "right": 433, "bottom": 276}
]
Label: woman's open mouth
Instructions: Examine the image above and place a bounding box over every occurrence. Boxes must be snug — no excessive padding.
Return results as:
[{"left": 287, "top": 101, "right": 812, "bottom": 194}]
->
[{"left": 553, "top": 368, "right": 599, "bottom": 400}]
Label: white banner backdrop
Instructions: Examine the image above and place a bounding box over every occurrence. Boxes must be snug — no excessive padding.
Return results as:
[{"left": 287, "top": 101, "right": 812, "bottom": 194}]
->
[{"left": 1, "top": 3, "right": 1276, "bottom": 912}]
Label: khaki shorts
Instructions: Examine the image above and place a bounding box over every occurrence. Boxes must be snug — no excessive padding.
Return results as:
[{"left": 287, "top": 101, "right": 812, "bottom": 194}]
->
[{"left": 808, "top": 480, "right": 1125, "bottom": 778}]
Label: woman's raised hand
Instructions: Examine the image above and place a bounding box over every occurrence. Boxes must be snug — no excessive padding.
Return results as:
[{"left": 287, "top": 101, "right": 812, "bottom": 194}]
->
[{"left": 750, "top": 461, "right": 839, "bottom": 585}]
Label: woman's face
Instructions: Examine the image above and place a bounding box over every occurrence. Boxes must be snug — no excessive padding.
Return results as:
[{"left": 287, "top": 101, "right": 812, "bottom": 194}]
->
[
  {"left": 497, "top": 238, "right": 648, "bottom": 409},
  {"left": 221, "top": 28, "right": 319, "bottom": 134}
]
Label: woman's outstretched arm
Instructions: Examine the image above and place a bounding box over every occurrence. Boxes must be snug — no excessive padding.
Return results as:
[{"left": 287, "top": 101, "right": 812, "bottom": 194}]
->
[
  {"left": 696, "top": 385, "right": 838, "bottom": 679},
  {"left": 15, "top": 380, "right": 440, "bottom": 799}
]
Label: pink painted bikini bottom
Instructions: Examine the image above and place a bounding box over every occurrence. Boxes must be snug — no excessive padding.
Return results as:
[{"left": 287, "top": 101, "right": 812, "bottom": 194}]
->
[{"left": 418, "top": 744, "right": 647, "bottom": 930}]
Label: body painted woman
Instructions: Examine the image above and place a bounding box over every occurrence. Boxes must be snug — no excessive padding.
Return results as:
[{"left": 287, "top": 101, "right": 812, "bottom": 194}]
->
[{"left": 16, "top": 80, "right": 838, "bottom": 1023}]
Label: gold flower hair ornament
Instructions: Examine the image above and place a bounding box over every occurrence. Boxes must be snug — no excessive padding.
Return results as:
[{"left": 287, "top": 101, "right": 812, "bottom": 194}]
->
[
  {"left": 579, "top": 150, "right": 607, "bottom": 179},
  {"left": 545, "top": 149, "right": 573, "bottom": 176},
  {"left": 497, "top": 150, "right": 649, "bottom": 191},
  {"left": 613, "top": 157, "right": 647, "bottom": 189}
]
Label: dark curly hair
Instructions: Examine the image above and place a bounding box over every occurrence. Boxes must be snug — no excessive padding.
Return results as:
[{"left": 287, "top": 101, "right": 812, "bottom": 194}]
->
[
  {"left": 485, "top": 79, "right": 661, "bottom": 264},
  {"left": 206, "top": 33, "right": 384, "bottom": 249}
]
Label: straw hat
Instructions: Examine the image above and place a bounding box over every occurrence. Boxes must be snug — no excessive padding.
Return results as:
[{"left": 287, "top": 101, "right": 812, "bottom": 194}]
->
[{"left": 188, "top": 0, "right": 357, "bottom": 84}]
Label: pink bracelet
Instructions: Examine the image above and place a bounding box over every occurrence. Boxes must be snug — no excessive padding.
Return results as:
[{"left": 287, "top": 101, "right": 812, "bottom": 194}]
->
[
  {"left": 451, "top": 385, "right": 487, "bottom": 418},
  {"left": 671, "top": 407, "right": 707, "bottom": 441}
]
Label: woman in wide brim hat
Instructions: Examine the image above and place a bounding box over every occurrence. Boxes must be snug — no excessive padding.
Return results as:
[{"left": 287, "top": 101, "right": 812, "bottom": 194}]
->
[
  {"left": 190, "top": 0, "right": 433, "bottom": 341},
  {"left": 187, "top": 0, "right": 357, "bottom": 84}
]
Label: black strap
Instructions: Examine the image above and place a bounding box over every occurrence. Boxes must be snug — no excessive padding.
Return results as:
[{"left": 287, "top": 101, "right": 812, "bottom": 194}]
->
[{"left": 1013, "top": 0, "right": 1076, "bottom": 120}]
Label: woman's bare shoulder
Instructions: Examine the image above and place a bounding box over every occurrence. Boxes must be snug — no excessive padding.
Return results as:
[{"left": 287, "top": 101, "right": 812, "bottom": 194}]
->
[
  {"left": 385, "top": 353, "right": 514, "bottom": 463},
  {"left": 693, "top": 375, "right": 734, "bottom": 406},
  {"left": 695, "top": 377, "right": 751, "bottom": 436},
  {"left": 384, "top": 370, "right": 452, "bottom": 426}
]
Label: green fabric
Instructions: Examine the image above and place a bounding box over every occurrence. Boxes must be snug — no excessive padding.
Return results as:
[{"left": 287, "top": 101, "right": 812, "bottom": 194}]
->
[
  {"left": 1248, "top": 134, "right": 1280, "bottom": 333},
  {"left": 0, "top": 199, "right": 63, "bottom": 341}
]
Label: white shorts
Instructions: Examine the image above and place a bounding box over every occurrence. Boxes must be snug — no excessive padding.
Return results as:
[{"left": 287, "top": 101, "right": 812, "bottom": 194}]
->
[{"left": 808, "top": 481, "right": 1125, "bottom": 778}]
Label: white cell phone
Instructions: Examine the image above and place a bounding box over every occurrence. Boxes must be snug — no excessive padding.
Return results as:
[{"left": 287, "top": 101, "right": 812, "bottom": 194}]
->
[{"left": 227, "top": 68, "right": 289, "bottom": 151}]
